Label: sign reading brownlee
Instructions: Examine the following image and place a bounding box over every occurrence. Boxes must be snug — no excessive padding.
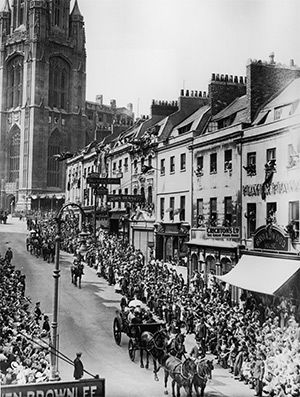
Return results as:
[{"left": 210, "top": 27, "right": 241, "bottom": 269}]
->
[
  {"left": 253, "top": 225, "right": 289, "bottom": 251},
  {"left": 0, "top": 378, "right": 105, "bottom": 397}
]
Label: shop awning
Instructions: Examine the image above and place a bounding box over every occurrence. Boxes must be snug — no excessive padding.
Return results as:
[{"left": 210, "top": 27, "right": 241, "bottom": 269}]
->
[{"left": 215, "top": 254, "right": 300, "bottom": 295}]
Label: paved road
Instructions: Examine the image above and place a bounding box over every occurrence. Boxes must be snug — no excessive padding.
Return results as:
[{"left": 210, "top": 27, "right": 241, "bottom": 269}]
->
[{"left": 0, "top": 216, "right": 254, "bottom": 397}]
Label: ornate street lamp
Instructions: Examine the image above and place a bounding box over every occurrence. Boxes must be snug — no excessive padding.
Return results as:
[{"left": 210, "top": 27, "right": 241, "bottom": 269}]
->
[{"left": 50, "top": 202, "right": 86, "bottom": 380}]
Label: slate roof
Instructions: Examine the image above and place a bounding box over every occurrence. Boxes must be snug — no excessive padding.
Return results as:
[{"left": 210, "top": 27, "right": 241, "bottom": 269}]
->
[
  {"left": 173, "top": 105, "right": 210, "bottom": 135},
  {"left": 212, "top": 95, "right": 247, "bottom": 122},
  {"left": 158, "top": 106, "right": 205, "bottom": 142},
  {"left": 253, "top": 77, "right": 300, "bottom": 124}
]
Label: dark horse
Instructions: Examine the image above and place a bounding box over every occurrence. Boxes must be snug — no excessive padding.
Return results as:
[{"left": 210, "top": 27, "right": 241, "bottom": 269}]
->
[
  {"left": 139, "top": 327, "right": 169, "bottom": 381},
  {"left": 192, "top": 358, "right": 214, "bottom": 397},
  {"left": 164, "top": 356, "right": 197, "bottom": 397},
  {"left": 71, "top": 262, "right": 84, "bottom": 288}
]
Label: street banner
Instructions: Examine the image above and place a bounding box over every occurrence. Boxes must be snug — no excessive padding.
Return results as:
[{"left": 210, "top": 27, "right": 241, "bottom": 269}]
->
[
  {"left": 107, "top": 194, "right": 144, "bottom": 203},
  {"left": 86, "top": 177, "right": 120, "bottom": 185},
  {"left": 0, "top": 378, "right": 105, "bottom": 397}
]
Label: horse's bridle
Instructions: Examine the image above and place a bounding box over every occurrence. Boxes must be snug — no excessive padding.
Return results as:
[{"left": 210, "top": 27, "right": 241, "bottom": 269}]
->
[{"left": 149, "top": 329, "right": 168, "bottom": 351}]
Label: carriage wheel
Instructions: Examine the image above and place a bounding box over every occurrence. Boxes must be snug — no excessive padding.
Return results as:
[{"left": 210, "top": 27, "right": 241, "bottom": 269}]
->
[
  {"left": 113, "top": 318, "right": 122, "bottom": 345},
  {"left": 128, "top": 338, "right": 136, "bottom": 361}
]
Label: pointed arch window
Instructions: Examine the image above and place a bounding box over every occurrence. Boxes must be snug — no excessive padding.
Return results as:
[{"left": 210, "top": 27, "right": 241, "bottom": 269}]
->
[
  {"left": 7, "top": 56, "right": 23, "bottom": 109},
  {"left": 9, "top": 128, "right": 21, "bottom": 182},
  {"left": 49, "top": 57, "right": 70, "bottom": 110},
  {"left": 54, "top": 0, "right": 61, "bottom": 27},
  {"left": 47, "top": 130, "right": 61, "bottom": 187}
]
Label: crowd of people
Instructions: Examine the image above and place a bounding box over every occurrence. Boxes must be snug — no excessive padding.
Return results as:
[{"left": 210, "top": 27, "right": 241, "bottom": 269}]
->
[
  {"left": 0, "top": 248, "right": 51, "bottom": 385},
  {"left": 22, "top": 215, "right": 300, "bottom": 396},
  {"left": 92, "top": 231, "right": 300, "bottom": 397}
]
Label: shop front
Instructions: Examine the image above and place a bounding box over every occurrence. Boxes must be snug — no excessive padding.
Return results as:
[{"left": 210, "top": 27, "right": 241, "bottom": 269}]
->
[
  {"left": 216, "top": 224, "right": 300, "bottom": 305},
  {"left": 154, "top": 222, "right": 190, "bottom": 263},
  {"left": 186, "top": 226, "right": 242, "bottom": 300}
]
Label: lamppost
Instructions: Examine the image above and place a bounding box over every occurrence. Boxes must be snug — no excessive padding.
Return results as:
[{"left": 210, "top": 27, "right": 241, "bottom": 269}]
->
[{"left": 50, "top": 202, "right": 87, "bottom": 380}]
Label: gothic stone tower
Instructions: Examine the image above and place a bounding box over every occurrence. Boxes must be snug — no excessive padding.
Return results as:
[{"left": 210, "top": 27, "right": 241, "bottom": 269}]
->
[{"left": 0, "top": 0, "right": 87, "bottom": 212}]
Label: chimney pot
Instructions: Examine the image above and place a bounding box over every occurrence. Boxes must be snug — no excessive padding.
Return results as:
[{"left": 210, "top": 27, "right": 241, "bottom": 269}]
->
[
  {"left": 194, "top": 91, "right": 198, "bottom": 97},
  {"left": 269, "top": 52, "right": 275, "bottom": 64},
  {"left": 185, "top": 90, "right": 189, "bottom": 96},
  {"left": 225, "top": 74, "right": 228, "bottom": 81},
  {"left": 216, "top": 74, "right": 220, "bottom": 81},
  {"left": 229, "top": 75, "right": 233, "bottom": 82},
  {"left": 212, "top": 73, "right": 216, "bottom": 81},
  {"left": 199, "top": 91, "right": 202, "bottom": 97},
  {"left": 239, "top": 76, "right": 244, "bottom": 84},
  {"left": 180, "top": 89, "right": 184, "bottom": 96},
  {"left": 234, "top": 76, "right": 238, "bottom": 83},
  {"left": 220, "top": 74, "right": 224, "bottom": 81},
  {"left": 203, "top": 91, "right": 206, "bottom": 97},
  {"left": 290, "top": 59, "right": 295, "bottom": 67}
]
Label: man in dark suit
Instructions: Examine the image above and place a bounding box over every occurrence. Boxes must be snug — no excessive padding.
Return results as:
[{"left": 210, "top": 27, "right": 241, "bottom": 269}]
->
[{"left": 73, "top": 352, "right": 84, "bottom": 380}]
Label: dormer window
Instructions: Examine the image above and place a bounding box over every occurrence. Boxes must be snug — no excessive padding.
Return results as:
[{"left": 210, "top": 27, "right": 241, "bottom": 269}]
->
[{"left": 178, "top": 122, "right": 193, "bottom": 135}]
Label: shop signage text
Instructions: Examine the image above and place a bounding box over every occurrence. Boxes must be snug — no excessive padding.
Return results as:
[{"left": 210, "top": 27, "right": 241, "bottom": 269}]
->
[
  {"left": 253, "top": 225, "right": 289, "bottom": 251},
  {"left": 243, "top": 179, "right": 300, "bottom": 197},
  {"left": 87, "top": 177, "right": 120, "bottom": 185},
  {"left": 1, "top": 379, "right": 105, "bottom": 397},
  {"left": 207, "top": 227, "right": 240, "bottom": 238}
]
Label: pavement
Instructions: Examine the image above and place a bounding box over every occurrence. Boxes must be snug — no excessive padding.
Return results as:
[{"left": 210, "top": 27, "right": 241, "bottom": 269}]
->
[{"left": 0, "top": 215, "right": 256, "bottom": 397}]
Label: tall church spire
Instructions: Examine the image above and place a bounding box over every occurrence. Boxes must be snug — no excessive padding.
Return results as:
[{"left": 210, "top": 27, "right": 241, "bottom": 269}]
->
[{"left": 71, "top": 0, "right": 83, "bottom": 19}]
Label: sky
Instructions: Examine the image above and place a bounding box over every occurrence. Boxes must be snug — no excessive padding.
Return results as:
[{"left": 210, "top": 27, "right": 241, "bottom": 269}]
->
[{"left": 76, "top": 0, "right": 300, "bottom": 117}]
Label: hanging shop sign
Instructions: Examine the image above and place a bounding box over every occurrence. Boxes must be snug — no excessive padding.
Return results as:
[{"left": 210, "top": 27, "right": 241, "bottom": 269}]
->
[
  {"left": 107, "top": 194, "right": 144, "bottom": 203},
  {"left": 206, "top": 227, "right": 240, "bottom": 238},
  {"left": 1, "top": 378, "right": 105, "bottom": 397},
  {"left": 87, "top": 176, "right": 121, "bottom": 185},
  {"left": 253, "top": 225, "right": 289, "bottom": 251},
  {"left": 243, "top": 179, "right": 300, "bottom": 197}
]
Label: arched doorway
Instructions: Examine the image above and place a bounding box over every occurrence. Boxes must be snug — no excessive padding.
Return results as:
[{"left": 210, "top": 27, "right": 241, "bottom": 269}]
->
[
  {"left": 220, "top": 256, "right": 232, "bottom": 275},
  {"left": 206, "top": 254, "right": 216, "bottom": 275}
]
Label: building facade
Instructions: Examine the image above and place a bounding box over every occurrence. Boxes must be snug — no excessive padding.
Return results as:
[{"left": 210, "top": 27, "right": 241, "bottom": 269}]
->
[{"left": 64, "top": 55, "right": 300, "bottom": 301}]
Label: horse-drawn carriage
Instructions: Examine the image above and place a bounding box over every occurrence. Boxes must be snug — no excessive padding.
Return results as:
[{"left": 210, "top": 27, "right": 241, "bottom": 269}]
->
[
  {"left": 113, "top": 309, "right": 165, "bottom": 363},
  {"left": 113, "top": 308, "right": 214, "bottom": 396}
]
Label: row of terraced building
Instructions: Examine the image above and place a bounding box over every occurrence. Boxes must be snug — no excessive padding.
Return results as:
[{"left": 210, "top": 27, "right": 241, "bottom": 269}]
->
[{"left": 66, "top": 54, "right": 300, "bottom": 300}]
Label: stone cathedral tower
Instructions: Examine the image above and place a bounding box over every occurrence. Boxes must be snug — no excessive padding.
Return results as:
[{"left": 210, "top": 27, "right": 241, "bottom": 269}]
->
[{"left": 0, "top": 0, "right": 87, "bottom": 212}]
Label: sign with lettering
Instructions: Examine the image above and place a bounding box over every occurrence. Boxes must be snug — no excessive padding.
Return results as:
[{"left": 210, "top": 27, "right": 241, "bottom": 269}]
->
[
  {"left": 253, "top": 225, "right": 289, "bottom": 251},
  {"left": 87, "top": 177, "right": 120, "bottom": 185},
  {"left": 107, "top": 194, "right": 144, "bottom": 203},
  {"left": 206, "top": 227, "right": 240, "bottom": 238},
  {"left": 243, "top": 179, "right": 300, "bottom": 197},
  {"left": 95, "top": 186, "right": 108, "bottom": 196},
  {"left": 0, "top": 378, "right": 105, "bottom": 397}
]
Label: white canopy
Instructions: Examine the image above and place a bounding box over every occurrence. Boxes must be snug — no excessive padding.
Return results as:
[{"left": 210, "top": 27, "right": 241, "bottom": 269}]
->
[{"left": 215, "top": 254, "right": 300, "bottom": 295}]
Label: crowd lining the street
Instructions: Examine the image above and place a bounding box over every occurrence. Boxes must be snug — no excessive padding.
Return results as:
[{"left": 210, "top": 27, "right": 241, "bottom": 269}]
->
[
  {"left": 0, "top": 248, "right": 51, "bottom": 385},
  {"left": 3, "top": 214, "right": 300, "bottom": 397}
]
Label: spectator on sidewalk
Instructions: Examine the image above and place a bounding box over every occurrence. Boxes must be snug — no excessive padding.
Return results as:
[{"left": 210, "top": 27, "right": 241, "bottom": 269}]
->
[{"left": 73, "top": 352, "right": 84, "bottom": 380}]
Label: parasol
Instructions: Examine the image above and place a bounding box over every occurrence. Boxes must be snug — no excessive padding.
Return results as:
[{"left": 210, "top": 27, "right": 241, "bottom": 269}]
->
[{"left": 128, "top": 299, "right": 147, "bottom": 309}]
